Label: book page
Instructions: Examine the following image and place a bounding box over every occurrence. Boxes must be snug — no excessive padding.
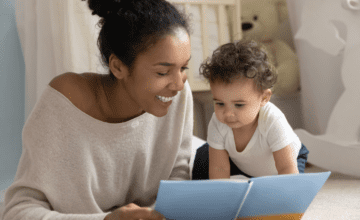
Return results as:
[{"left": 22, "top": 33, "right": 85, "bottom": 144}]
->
[
  {"left": 155, "top": 180, "right": 249, "bottom": 220},
  {"left": 236, "top": 172, "right": 331, "bottom": 219}
]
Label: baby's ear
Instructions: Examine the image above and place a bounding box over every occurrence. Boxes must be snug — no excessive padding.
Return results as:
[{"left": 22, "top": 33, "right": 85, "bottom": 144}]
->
[{"left": 260, "top": 89, "right": 272, "bottom": 106}]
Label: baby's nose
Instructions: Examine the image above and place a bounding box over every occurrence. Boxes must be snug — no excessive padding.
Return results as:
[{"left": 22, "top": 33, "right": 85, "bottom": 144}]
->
[{"left": 224, "top": 108, "right": 235, "bottom": 117}]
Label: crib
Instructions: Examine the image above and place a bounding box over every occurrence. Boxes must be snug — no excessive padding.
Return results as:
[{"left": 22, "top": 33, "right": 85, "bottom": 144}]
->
[
  {"left": 168, "top": 0, "right": 242, "bottom": 91},
  {"left": 167, "top": 0, "right": 243, "bottom": 140}
]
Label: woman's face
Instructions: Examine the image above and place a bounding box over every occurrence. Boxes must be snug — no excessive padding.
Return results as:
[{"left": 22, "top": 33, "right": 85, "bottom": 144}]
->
[{"left": 121, "top": 28, "right": 191, "bottom": 117}]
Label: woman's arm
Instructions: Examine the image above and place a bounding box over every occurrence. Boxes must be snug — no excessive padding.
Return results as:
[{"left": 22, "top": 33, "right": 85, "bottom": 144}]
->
[
  {"left": 4, "top": 189, "right": 163, "bottom": 220},
  {"left": 273, "top": 145, "right": 299, "bottom": 175},
  {"left": 3, "top": 186, "right": 109, "bottom": 220},
  {"left": 209, "top": 147, "right": 231, "bottom": 179}
]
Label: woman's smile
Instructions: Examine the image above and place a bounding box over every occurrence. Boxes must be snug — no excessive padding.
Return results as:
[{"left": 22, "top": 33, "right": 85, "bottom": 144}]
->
[
  {"left": 156, "top": 95, "right": 174, "bottom": 107},
  {"left": 156, "top": 94, "right": 177, "bottom": 102}
]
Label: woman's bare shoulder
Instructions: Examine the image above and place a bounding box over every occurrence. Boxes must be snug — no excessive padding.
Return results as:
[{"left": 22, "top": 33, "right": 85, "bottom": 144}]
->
[{"left": 49, "top": 72, "right": 98, "bottom": 111}]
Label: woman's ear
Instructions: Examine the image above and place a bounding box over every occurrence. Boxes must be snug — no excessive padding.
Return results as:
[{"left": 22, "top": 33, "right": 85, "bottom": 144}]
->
[
  {"left": 109, "top": 54, "right": 129, "bottom": 80},
  {"left": 260, "top": 89, "right": 272, "bottom": 107}
]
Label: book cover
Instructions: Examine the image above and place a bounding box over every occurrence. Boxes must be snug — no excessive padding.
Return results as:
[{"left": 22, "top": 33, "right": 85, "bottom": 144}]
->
[{"left": 155, "top": 172, "right": 331, "bottom": 220}]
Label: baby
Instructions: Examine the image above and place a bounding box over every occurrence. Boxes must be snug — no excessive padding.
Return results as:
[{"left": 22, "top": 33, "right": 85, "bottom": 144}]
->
[{"left": 192, "top": 40, "right": 309, "bottom": 179}]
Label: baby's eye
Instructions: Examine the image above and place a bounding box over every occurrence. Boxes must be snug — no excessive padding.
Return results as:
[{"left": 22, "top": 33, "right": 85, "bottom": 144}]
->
[
  {"left": 235, "top": 104, "right": 244, "bottom": 108},
  {"left": 215, "top": 103, "right": 224, "bottom": 106}
]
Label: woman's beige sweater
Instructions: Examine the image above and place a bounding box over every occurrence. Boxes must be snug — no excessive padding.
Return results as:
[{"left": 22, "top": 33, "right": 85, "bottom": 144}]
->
[{"left": 2, "top": 82, "right": 193, "bottom": 220}]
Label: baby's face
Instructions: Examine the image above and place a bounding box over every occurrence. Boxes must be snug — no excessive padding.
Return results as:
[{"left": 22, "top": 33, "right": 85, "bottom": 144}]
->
[{"left": 210, "top": 77, "right": 268, "bottom": 130}]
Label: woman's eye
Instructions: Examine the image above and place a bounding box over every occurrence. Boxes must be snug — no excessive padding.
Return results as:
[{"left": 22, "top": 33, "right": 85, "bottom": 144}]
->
[
  {"left": 235, "top": 104, "right": 244, "bottom": 108},
  {"left": 215, "top": 103, "right": 224, "bottom": 106},
  {"left": 181, "top": 67, "right": 189, "bottom": 72},
  {"left": 157, "top": 72, "right": 167, "bottom": 76}
]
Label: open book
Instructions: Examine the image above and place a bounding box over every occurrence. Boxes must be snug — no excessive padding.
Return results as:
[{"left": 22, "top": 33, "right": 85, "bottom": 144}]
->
[{"left": 155, "top": 172, "right": 331, "bottom": 220}]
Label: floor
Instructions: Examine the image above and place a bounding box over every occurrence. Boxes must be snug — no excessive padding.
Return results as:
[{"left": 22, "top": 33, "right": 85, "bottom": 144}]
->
[{"left": 301, "top": 164, "right": 360, "bottom": 220}]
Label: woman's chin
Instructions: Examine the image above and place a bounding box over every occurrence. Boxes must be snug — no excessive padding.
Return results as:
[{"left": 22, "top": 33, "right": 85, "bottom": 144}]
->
[
  {"left": 150, "top": 108, "right": 170, "bottom": 117},
  {"left": 150, "top": 99, "right": 172, "bottom": 117}
]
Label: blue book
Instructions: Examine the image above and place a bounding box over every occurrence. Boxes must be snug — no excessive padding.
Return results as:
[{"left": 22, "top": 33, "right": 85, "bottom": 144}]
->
[{"left": 155, "top": 172, "right": 331, "bottom": 220}]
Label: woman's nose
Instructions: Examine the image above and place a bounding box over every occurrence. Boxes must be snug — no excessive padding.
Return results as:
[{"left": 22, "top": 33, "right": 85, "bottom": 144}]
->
[{"left": 170, "top": 70, "right": 187, "bottom": 91}]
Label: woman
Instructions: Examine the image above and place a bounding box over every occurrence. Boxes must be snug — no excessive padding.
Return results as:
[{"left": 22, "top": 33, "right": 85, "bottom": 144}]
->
[{"left": 2, "top": 0, "right": 192, "bottom": 219}]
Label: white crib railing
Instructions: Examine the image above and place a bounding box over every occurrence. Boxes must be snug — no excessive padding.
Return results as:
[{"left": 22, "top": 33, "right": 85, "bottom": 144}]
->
[{"left": 168, "top": 0, "right": 242, "bottom": 91}]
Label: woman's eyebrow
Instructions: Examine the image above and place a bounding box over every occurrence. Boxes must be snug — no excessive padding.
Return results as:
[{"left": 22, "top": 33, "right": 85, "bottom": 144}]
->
[
  {"left": 154, "top": 56, "right": 191, "bottom": 67},
  {"left": 154, "top": 62, "right": 175, "bottom": 67}
]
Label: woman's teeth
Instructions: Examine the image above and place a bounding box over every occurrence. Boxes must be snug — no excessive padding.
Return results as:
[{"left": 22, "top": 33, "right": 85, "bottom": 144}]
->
[{"left": 156, "top": 95, "right": 175, "bottom": 102}]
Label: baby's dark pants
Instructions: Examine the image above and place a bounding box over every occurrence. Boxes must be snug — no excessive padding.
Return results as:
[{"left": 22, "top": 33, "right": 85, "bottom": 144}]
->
[{"left": 192, "top": 143, "right": 309, "bottom": 180}]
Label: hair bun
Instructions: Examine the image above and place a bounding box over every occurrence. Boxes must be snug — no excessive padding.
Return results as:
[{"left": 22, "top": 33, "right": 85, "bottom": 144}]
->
[{"left": 83, "top": 0, "right": 126, "bottom": 18}]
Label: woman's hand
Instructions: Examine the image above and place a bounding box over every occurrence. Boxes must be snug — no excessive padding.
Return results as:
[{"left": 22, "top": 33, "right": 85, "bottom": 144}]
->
[{"left": 104, "top": 203, "right": 165, "bottom": 220}]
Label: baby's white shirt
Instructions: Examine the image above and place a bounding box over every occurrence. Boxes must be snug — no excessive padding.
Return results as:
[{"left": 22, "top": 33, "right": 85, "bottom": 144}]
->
[{"left": 207, "top": 102, "right": 301, "bottom": 177}]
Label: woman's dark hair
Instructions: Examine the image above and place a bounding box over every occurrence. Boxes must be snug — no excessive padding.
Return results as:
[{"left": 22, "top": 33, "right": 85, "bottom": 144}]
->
[
  {"left": 83, "top": 0, "right": 190, "bottom": 79},
  {"left": 200, "top": 40, "right": 277, "bottom": 91}
]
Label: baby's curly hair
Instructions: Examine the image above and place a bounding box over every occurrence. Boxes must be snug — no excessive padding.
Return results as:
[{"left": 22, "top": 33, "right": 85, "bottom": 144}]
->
[{"left": 200, "top": 40, "right": 277, "bottom": 91}]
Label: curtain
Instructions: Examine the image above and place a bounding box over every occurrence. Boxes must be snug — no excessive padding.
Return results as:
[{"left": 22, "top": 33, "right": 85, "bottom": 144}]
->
[{"left": 15, "top": 0, "right": 105, "bottom": 120}]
